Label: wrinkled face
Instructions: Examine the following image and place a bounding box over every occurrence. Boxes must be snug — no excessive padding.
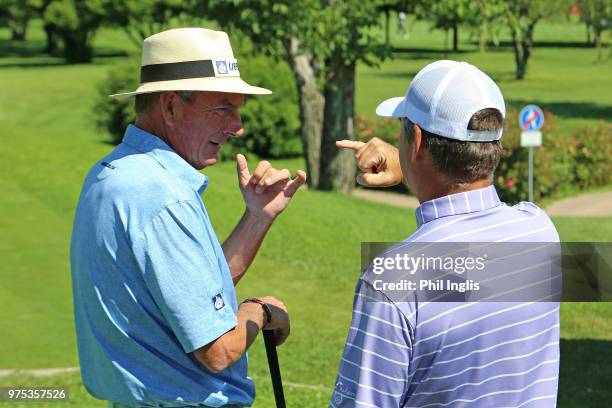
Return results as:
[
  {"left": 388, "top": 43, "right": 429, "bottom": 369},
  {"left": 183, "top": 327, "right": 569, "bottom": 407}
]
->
[{"left": 169, "top": 91, "right": 244, "bottom": 169}]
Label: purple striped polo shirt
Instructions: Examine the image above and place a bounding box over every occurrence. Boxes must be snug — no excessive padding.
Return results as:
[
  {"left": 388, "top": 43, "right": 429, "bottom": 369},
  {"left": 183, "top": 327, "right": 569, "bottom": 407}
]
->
[{"left": 331, "top": 185, "right": 560, "bottom": 407}]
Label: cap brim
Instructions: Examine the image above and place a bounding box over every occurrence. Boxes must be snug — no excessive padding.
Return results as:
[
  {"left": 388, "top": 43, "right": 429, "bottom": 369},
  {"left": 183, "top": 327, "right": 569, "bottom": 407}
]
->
[
  {"left": 375, "top": 97, "right": 406, "bottom": 117},
  {"left": 110, "top": 76, "right": 271, "bottom": 99}
]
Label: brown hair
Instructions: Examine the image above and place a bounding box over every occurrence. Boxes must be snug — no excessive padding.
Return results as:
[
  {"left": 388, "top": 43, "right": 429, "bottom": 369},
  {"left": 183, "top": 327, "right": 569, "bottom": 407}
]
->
[{"left": 403, "top": 108, "right": 504, "bottom": 185}]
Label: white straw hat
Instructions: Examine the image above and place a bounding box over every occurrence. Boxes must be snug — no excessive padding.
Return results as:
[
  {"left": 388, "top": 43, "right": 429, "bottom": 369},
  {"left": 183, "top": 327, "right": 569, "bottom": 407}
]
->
[
  {"left": 110, "top": 27, "right": 271, "bottom": 99},
  {"left": 376, "top": 60, "right": 505, "bottom": 142}
]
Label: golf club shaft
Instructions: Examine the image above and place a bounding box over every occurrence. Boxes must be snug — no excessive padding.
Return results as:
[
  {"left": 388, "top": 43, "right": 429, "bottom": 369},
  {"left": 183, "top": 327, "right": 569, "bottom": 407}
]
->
[{"left": 263, "top": 330, "right": 286, "bottom": 408}]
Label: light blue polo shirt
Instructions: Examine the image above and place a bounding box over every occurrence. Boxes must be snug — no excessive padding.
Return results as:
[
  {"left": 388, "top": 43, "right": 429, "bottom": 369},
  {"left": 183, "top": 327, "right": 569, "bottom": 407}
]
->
[{"left": 70, "top": 125, "right": 254, "bottom": 407}]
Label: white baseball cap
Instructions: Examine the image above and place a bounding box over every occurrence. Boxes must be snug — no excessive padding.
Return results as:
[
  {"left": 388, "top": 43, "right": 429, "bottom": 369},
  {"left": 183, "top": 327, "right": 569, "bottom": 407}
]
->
[{"left": 376, "top": 60, "right": 505, "bottom": 142}]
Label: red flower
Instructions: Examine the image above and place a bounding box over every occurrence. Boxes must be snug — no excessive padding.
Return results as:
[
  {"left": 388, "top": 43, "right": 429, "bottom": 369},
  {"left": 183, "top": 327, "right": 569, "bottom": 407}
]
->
[{"left": 506, "top": 179, "right": 515, "bottom": 188}]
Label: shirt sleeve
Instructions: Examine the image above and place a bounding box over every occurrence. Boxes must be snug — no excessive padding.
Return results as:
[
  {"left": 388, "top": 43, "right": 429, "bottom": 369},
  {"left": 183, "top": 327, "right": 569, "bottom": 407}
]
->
[
  {"left": 330, "top": 279, "right": 412, "bottom": 408},
  {"left": 137, "top": 200, "right": 237, "bottom": 353}
]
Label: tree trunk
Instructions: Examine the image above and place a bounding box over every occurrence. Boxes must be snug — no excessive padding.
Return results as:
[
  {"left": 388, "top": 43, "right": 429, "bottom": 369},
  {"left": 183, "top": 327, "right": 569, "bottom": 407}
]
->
[
  {"left": 512, "top": 30, "right": 526, "bottom": 79},
  {"left": 586, "top": 22, "right": 592, "bottom": 45},
  {"left": 10, "top": 21, "right": 28, "bottom": 41},
  {"left": 286, "top": 37, "right": 325, "bottom": 188},
  {"left": 63, "top": 31, "right": 94, "bottom": 63},
  {"left": 479, "top": 32, "right": 485, "bottom": 54},
  {"left": 384, "top": 8, "right": 390, "bottom": 46},
  {"left": 452, "top": 23, "right": 459, "bottom": 52},
  {"left": 318, "top": 56, "right": 356, "bottom": 193},
  {"left": 42, "top": 23, "right": 58, "bottom": 54},
  {"left": 444, "top": 29, "right": 449, "bottom": 58},
  {"left": 512, "top": 20, "right": 535, "bottom": 80},
  {"left": 594, "top": 29, "right": 602, "bottom": 60}
]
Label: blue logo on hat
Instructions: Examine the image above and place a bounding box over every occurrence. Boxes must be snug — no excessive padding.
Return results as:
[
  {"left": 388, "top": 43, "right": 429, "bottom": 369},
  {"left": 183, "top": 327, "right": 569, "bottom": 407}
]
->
[
  {"left": 215, "top": 60, "right": 228, "bottom": 74},
  {"left": 213, "top": 294, "right": 225, "bottom": 310}
]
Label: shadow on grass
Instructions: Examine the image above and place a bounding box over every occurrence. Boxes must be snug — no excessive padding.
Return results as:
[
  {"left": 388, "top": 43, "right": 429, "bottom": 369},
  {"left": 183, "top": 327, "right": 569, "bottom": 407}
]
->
[
  {"left": 507, "top": 99, "right": 612, "bottom": 122},
  {"left": 496, "top": 40, "right": 607, "bottom": 49},
  {"left": 0, "top": 38, "right": 129, "bottom": 68},
  {"left": 558, "top": 338, "right": 612, "bottom": 407},
  {"left": 0, "top": 38, "right": 49, "bottom": 58},
  {"left": 392, "top": 47, "right": 471, "bottom": 60}
]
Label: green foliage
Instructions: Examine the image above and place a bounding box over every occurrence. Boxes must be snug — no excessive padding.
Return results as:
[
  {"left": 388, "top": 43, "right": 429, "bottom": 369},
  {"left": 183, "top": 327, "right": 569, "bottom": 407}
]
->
[
  {"left": 417, "top": 0, "right": 472, "bottom": 31},
  {"left": 496, "top": 108, "right": 611, "bottom": 203},
  {"left": 208, "top": 0, "right": 391, "bottom": 88},
  {"left": 464, "top": 0, "right": 507, "bottom": 49},
  {"left": 352, "top": 108, "right": 611, "bottom": 204},
  {"left": 93, "top": 55, "right": 301, "bottom": 159},
  {"left": 104, "top": 0, "right": 200, "bottom": 48},
  {"left": 355, "top": 114, "right": 399, "bottom": 146},
  {"left": 580, "top": 0, "right": 612, "bottom": 33},
  {"left": 44, "top": 0, "right": 107, "bottom": 63},
  {"left": 93, "top": 58, "right": 138, "bottom": 143},
  {"left": 228, "top": 55, "right": 301, "bottom": 159},
  {"left": 0, "top": 0, "right": 42, "bottom": 40}
]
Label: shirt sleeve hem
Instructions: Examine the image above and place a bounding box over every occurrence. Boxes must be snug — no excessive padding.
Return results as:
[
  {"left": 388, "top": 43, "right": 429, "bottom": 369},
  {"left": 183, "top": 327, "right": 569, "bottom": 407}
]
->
[{"left": 182, "top": 315, "right": 238, "bottom": 354}]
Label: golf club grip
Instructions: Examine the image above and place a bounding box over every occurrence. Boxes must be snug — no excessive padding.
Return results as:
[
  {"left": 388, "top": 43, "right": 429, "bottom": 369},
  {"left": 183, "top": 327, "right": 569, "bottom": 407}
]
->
[{"left": 263, "top": 329, "right": 286, "bottom": 408}]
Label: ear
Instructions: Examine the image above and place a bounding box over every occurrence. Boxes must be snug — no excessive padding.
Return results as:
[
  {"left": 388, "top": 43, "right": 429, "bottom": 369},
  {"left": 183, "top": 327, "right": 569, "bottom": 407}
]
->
[
  {"left": 159, "top": 92, "right": 180, "bottom": 128},
  {"left": 412, "top": 124, "right": 425, "bottom": 161}
]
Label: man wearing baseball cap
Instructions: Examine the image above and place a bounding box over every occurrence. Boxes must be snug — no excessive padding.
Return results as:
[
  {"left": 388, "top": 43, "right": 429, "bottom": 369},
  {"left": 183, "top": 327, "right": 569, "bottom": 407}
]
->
[
  {"left": 71, "top": 28, "right": 306, "bottom": 407},
  {"left": 332, "top": 60, "right": 560, "bottom": 407}
]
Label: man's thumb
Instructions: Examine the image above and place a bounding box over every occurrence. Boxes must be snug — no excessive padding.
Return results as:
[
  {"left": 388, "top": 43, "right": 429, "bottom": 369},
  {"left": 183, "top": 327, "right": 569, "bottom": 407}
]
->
[
  {"left": 357, "top": 172, "right": 391, "bottom": 187},
  {"left": 236, "top": 154, "right": 250, "bottom": 186}
]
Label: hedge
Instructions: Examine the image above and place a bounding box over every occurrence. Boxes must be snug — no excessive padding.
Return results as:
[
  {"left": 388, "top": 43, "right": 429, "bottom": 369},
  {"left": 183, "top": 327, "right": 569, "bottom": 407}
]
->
[{"left": 355, "top": 110, "right": 611, "bottom": 204}]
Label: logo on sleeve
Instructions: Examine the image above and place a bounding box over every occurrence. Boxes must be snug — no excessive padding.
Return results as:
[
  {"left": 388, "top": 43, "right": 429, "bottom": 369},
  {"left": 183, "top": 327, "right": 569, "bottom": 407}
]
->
[{"left": 213, "top": 294, "right": 225, "bottom": 310}]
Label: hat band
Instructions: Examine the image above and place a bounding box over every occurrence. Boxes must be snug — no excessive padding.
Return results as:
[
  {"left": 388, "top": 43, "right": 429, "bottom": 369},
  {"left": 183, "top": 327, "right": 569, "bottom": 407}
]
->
[{"left": 140, "top": 59, "right": 239, "bottom": 84}]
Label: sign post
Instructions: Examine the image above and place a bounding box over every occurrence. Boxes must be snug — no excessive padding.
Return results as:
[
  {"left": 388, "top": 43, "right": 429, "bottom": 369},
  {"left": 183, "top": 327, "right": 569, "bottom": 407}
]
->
[{"left": 519, "top": 105, "right": 544, "bottom": 202}]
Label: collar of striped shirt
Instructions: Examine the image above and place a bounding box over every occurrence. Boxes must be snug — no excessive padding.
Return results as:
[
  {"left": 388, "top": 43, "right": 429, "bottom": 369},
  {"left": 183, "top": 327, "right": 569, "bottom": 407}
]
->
[{"left": 415, "top": 185, "right": 502, "bottom": 227}]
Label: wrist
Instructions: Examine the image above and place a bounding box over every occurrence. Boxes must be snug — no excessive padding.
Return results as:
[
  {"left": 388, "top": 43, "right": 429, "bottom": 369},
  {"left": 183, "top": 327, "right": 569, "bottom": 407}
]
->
[
  {"left": 244, "top": 208, "right": 275, "bottom": 227},
  {"left": 241, "top": 298, "right": 272, "bottom": 329}
]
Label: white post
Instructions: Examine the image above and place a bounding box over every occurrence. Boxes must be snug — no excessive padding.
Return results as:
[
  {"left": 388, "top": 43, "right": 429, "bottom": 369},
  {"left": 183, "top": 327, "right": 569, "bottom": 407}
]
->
[{"left": 528, "top": 146, "right": 534, "bottom": 202}]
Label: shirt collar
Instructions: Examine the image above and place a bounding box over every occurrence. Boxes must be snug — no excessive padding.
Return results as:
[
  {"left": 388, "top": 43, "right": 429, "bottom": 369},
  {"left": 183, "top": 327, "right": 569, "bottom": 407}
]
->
[
  {"left": 121, "top": 124, "right": 208, "bottom": 194},
  {"left": 415, "top": 185, "right": 502, "bottom": 227}
]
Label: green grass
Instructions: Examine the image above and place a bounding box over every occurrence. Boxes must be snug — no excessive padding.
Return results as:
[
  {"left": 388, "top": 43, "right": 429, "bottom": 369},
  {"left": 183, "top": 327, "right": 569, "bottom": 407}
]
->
[
  {"left": 358, "top": 15, "right": 611, "bottom": 131},
  {"left": 0, "top": 16, "right": 611, "bottom": 408}
]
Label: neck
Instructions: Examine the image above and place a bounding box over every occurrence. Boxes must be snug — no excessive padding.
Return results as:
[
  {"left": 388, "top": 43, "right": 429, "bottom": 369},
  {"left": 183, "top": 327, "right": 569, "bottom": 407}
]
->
[
  {"left": 135, "top": 115, "right": 170, "bottom": 146},
  {"left": 417, "top": 178, "right": 491, "bottom": 203}
]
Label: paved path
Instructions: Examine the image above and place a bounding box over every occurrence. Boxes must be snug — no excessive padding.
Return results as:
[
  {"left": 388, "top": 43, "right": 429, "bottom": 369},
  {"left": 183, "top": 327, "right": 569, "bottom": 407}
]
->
[
  {"left": 352, "top": 188, "right": 612, "bottom": 217},
  {"left": 545, "top": 190, "right": 612, "bottom": 217},
  {"left": 352, "top": 188, "right": 419, "bottom": 209}
]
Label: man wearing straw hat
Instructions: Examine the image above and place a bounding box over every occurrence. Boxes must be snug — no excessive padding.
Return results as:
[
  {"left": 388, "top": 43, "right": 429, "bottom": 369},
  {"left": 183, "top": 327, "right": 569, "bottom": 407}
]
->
[{"left": 71, "top": 28, "right": 305, "bottom": 408}]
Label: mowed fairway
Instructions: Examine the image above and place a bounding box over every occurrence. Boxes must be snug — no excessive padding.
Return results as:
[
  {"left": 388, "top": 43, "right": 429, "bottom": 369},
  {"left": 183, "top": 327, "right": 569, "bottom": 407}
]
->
[{"left": 1, "top": 18, "right": 611, "bottom": 408}]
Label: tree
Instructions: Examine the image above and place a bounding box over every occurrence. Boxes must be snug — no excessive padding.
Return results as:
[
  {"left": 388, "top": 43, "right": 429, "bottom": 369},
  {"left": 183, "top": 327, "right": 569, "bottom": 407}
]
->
[
  {"left": 418, "top": 0, "right": 473, "bottom": 52},
  {"left": 44, "top": 0, "right": 107, "bottom": 63},
  {"left": 505, "top": 0, "right": 574, "bottom": 80},
  {"left": 206, "top": 0, "right": 391, "bottom": 192},
  {"left": 579, "top": 0, "right": 612, "bottom": 60},
  {"left": 378, "top": 1, "right": 421, "bottom": 46},
  {"left": 464, "top": 0, "right": 507, "bottom": 53},
  {"left": 103, "top": 0, "right": 194, "bottom": 49},
  {"left": 0, "top": 0, "right": 41, "bottom": 41}
]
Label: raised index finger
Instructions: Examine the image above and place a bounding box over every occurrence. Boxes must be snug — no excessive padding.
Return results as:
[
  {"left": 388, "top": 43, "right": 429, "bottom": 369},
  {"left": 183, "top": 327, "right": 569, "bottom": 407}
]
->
[{"left": 336, "top": 140, "right": 365, "bottom": 152}]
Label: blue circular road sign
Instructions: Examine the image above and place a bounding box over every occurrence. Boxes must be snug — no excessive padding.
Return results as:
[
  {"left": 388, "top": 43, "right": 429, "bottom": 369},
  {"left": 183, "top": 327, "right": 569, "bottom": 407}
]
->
[{"left": 519, "top": 105, "right": 545, "bottom": 131}]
